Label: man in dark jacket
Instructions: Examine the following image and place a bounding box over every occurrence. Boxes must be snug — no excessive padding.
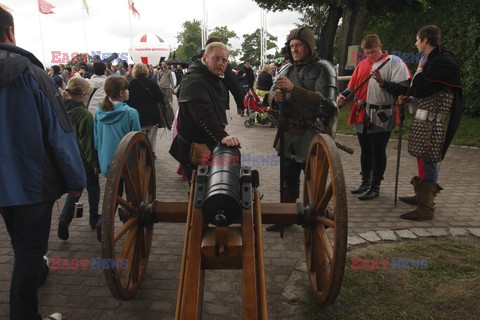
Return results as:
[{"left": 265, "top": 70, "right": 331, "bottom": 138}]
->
[
  {"left": 191, "top": 37, "right": 246, "bottom": 115},
  {"left": 50, "top": 65, "right": 64, "bottom": 90},
  {"left": 170, "top": 42, "right": 241, "bottom": 181},
  {"left": 0, "top": 7, "right": 86, "bottom": 320},
  {"left": 237, "top": 60, "right": 255, "bottom": 91}
]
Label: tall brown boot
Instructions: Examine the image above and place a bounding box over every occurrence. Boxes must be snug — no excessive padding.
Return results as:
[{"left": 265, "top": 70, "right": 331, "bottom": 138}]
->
[
  {"left": 398, "top": 176, "right": 420, "bottom": 206},
  {"left": 400, "top": 182, "right": 443, "bottom": 221},
  {"left": 266, "top": 186, "right": 299, "bottom": 231}
]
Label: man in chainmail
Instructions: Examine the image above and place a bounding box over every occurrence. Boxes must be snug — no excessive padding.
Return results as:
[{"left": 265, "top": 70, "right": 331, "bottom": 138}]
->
[
  {"left": 266, "top": 27, "right": 337, "bottom": 231},
  {"left": 374, "top": 25, "right": 462, "bottom": 221}
]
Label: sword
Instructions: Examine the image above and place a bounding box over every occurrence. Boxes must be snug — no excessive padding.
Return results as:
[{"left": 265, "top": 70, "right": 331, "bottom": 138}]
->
[
  {"left": 394, "top": 102, "right": 405, "bottom": 206},
  {"left": 346, "top": 57, "right": 391, "bottom": 100}
]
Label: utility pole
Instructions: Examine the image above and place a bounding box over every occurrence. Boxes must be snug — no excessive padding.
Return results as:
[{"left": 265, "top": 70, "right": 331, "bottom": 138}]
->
[
  {"left": 202, "top": 0, "right": 208, "bottom": 49},
  {"left": 260, "top": 9, "right": 267, "bottom": 67}
]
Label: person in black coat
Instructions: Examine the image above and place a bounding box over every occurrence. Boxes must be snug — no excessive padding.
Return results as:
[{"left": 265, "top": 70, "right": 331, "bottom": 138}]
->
[
  {"left": 237, "top": 60, "right": 255, "bottom": 91},
  {"left": 191, "top": 37, "right": 246, "bottom": 115},
  {"left": 128, "top": 63, "right": 165, "bottom": 158}
]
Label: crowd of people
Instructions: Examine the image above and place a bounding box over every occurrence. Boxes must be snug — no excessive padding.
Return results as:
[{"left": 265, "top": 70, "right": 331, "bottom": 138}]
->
[{"left": 0, "top": 4, "right": 462, "bottom": 319}]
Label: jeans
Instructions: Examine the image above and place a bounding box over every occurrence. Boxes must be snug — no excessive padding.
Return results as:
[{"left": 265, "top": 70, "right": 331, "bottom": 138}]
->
[
  {"left": 60, "top": 171, "right": 100, "bottom": 228},
  {"left": 356, "top": 129, "right": 391, "bottom": 184},
  {"left": 417, "top": 158, "right": 439, "bottom": 183},
  {"left": 1, "top": 201, "right": 54, "bottom": 320}
]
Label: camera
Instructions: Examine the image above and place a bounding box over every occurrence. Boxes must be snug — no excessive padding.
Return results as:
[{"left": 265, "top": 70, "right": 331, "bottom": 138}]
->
[{"left": 74, "top": 202, "right": 83, "bottom": 218}]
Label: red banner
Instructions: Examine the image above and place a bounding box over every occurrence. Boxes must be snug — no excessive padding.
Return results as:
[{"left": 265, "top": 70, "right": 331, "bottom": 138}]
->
[{"left": 38, "top": 0, "right": 55, "bottom": 15}]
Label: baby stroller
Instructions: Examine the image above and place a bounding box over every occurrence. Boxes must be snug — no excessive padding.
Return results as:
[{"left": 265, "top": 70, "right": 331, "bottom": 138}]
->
[{"left": 243, "top": 89, "right": 278, "bottom": 128}]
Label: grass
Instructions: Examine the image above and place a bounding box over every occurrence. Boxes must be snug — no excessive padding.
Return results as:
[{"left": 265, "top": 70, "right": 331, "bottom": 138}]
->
[
  {"left": 307, "top": 238, "right": 480, "bottom": 320},
  {"left": 336, "top": 104, "right": 480, "bottom": 148}
]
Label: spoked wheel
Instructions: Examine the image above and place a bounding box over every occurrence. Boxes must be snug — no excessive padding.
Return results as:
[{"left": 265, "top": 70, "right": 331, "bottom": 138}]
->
[
  {"left": 303, "top": 134, "right": 348, "bottom": 305},
  {"left": 101, "top": 132, "right": 156, "bottom": 300},
  {"left": 244, "top": 119, "right": 252, "bottom": 128}
]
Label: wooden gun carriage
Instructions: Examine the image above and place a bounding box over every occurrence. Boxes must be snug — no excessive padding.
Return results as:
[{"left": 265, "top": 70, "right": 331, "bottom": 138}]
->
[{"left": 100, "top": 131, "right": 348, "bottom": 319}]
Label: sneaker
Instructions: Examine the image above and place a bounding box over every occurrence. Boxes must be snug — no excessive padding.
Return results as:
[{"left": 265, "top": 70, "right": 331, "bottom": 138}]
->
[
  {"left": 43, "top": 312, "right": 62, "bottom": 320},
  {"left": 57, "top": 221, "right": 69, "bottom": 241}
]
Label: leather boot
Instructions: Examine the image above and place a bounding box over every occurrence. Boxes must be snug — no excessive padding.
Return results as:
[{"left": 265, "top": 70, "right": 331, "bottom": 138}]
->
[
  {"left": 398, "top": 176, "right": 420, "bottom": 205},
  {"left": 351, "top": 173, "right": 371, "bottom": 194},
  {"left": 358, "top": 180, "right": 380, "bottom": 200},
  {"left": 400, "top": 182, "right": 442, "bottom": 221},
  {"left": 266, "top": 186, "right": 298, "bottom": 232}
]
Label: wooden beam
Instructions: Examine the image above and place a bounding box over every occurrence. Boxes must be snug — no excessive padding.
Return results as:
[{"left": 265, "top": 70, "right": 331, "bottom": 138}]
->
[
  {"left": 254, "top": 190, "right": 269, "bottom": 319},
  {"left": 153, "top": 202, "right": 188, "bottom": 223},
  {"left": 242, "top": 207, "right": 258, "bottom": 320},
  {"left": 179, "top": 207, "right": 205, "bottom": 320},
  {"left": 260, "top": 203, "right": 298, "bottom": 225}
]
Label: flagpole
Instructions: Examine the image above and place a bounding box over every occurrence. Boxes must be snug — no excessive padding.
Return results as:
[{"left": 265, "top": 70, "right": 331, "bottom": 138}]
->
[
  {"left": 37, "top": 9, "right": 47, "bottom": 66},
  {"left": 127, "top": 0, "right": 133, "bottom": 63},
  {"left": 81, "top": 0, "right": 88, "bottom": 55}
]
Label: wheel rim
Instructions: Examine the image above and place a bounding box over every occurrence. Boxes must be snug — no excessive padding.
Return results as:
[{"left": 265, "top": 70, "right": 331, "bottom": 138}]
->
[
  {"left": 303, "top": 134, "right": 348, "bottom": 305},
  {"left": 101, "top": 132, "right": 156, "bottom": 300}
]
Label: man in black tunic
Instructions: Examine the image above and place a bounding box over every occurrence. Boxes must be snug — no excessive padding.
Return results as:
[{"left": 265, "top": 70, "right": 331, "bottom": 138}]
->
[{"left": 170, "top": 42, "right": 241, "bottom": 181}]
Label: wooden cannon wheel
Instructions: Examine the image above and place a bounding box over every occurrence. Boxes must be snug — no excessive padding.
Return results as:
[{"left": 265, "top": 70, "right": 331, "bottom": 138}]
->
[
  {"left": 101, "top": 132, "right": 156, "bottom": 300},
  {"left": 303, "top": 134, "right": 348, "bottom": 305}
]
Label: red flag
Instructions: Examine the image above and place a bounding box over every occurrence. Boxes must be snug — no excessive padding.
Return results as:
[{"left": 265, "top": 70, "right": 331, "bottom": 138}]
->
[
  {"left": 128, "top": 0, "right": 140, "bottom": 18},
  {"left": 38, "top": 0, "right": 55, "bottom": 14},
  {"left": 0, "top": 3, "right": 13, "bottom": 12}
]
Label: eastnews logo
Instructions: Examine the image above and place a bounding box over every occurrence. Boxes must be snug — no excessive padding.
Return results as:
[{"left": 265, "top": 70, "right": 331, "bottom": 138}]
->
[
  {"left": 350, "top": 50, "right": 427, "bottom": 64},
  {"left": 351, "top": 257, "right": 429, "bottom": 270},
  {"left": 200, "top": 154, "right": 279, "bottom": 167},
  {"left": 51, "top": 51, "right": 129, "bottom": 64},
  {"left": 51, "top": 257, "right": 128, "bottom": 270}
]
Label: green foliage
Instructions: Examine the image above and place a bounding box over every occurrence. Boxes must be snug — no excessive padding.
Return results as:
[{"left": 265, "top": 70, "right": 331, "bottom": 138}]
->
[
  {"left": 208, "top": 26, "right": 240, "bottom": 60},
  {"left": 66, "top": 53, "right": 91, "bottom": 67},
  {"left": 309, "top": 238, "right": 480, "bottom": 319},
  {"left": 208, "top": 26, "right": 238, "bottom": 47},
  {"left": 365, "top": 0, "right": 480, "bottom": 115},
  {"left": 240, "top": 28, "right": 278, "bottom": 65},
  {"left": 337, "top": 103, "right": 480, "bottom": 147},
  {"left": 254, "top": 0, "right": 328, "bottom": 11},
  {"left": 176, "top": 19, "right": 202, "bottom": 62}
]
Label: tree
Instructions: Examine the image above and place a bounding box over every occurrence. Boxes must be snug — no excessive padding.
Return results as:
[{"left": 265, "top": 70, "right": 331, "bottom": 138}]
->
[
  {"left": 176, "top": 19, "right": 202, "bottom": 61},
  {"left": 255, "top": 0, "right": 343, "bottom": 67},
  {"left": 240, "top": 28, "right": 278, "bottom": 65},
  {"left": 254, "top": 0, "right": 422, "bottom": 77},
  {"left": 365, "top": 0, "right": 480, "bottom": 115},
  {"left": 298, "top": 4, "right": 343, "bottom": 63},
  {"left": 208, "top": 26, "right": 238, "bottom": 47},
  {"left": 209, "top": 26, "right": 240, "bottom": 60}
]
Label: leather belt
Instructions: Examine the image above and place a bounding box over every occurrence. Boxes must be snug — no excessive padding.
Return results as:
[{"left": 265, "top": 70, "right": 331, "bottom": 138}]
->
[
  {"left": 355, "top": 98, "right": 392, "bottom": 110},
  {"left": 368, "top": 104, "right": 393, "bottom": 110}
]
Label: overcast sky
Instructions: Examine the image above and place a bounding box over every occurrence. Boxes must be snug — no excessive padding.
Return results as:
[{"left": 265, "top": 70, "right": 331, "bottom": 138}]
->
[{"left": 3, "top": 0, "right": 302, "bottom": 66}]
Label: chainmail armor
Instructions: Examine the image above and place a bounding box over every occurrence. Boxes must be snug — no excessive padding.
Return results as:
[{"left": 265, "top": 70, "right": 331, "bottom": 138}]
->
[{"left": 407, "top": 89, "right": 454, "bottom": 162}]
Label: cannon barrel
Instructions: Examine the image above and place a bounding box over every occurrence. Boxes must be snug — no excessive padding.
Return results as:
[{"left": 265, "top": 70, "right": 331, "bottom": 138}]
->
[{"left": 201, "top": 146, "right": 242, "bottom": 226}]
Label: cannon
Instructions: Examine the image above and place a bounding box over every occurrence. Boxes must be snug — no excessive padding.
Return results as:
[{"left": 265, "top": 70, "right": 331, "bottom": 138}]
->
[{"left": 100, "top": 131, "right": 348, "bottom": 319}]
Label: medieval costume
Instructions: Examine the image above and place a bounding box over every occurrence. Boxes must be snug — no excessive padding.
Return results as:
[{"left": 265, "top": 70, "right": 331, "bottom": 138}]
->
[
  {"left": 381, "top": 45, "right": 462, "bottom": 220},
  {"left": 169, "top": 59, "right": 230, "bottom": 181},
  {"left": 341, "top": 53, "right": 410, "bottom": 200},
  {"left": 266, "top": 27, "right": 337, "bottom": 231}
]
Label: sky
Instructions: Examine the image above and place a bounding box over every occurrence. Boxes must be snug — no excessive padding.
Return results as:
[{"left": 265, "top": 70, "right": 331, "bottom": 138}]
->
[{"left": 2, "top": 0, "right": 302, "bottom": 66}]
